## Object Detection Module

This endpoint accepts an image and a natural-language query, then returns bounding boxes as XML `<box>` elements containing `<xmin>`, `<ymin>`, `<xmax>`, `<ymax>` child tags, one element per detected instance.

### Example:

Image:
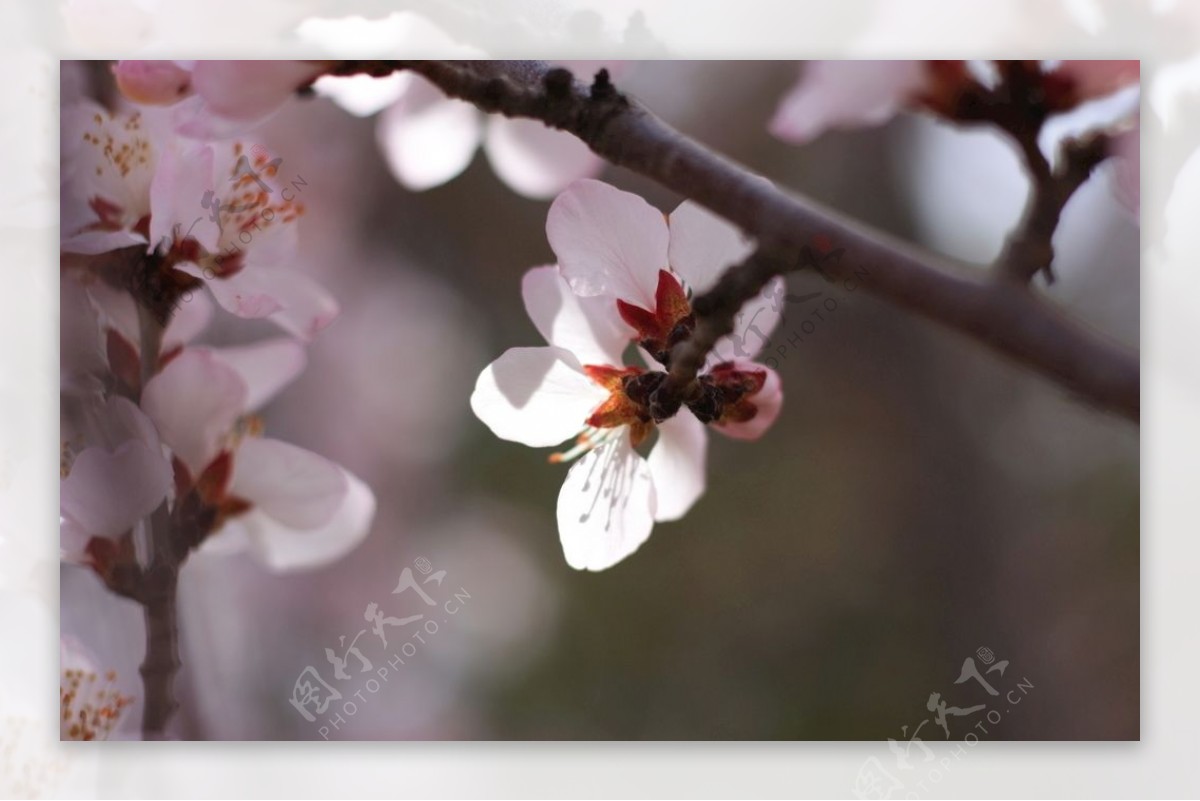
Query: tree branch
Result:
<box><xmin>386</xmin><ymin>60</ymin><xmax>1138</xmax><ymax>422</ymax></box>
<box><xmin>134</xmin><ymin>303</ymin><xmax>182</xmax><ymax>740</ymax></box>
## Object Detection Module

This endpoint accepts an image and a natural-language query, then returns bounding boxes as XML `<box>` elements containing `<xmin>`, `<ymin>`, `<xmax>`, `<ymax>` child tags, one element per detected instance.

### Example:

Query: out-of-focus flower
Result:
<box><xmin>59</xmin><ymin>636</ymin><xmax>134</xmax><ymax>741</ymax></box>
<box><xmin>297</xmin><ymin>14</ymin><xmax>608</xmax><ymax>199</ymax></box>
<box><xmin>115</xmin><ymin>60</ymin><xmax>329</xmax><ymax>139</ymax></box>
<box><xmin>60</xmin><ymin>395</ymin><xmax>171</xmax><ymax>566</ymax></box>
<box><xmin>769</xmin><ymin>60</ymin><xmax>971</xmax><ymax>144</ymax></box>
<box><xmin>1110</xmin><ymin>115</ymin><xmax>1140</xmax><ymax>219</ymax></box>
<box><xmin>61</xmin><ymin>102</ymin><xmax>336</xmax><ymax>339</ymax></box>
<box><xmin>471</xmin><ymin>180</ymin><xmax>782</xmax><ymax>570</ymax></box>
<box><xmin>140</xmin><ymin>347</ymin><xmax>375</xmax><ymax>571</ymax></box>
<box><xmin>770</xmin><ymin>60</ymin><xmax>1140</xmax><ymax>144</ymax></box>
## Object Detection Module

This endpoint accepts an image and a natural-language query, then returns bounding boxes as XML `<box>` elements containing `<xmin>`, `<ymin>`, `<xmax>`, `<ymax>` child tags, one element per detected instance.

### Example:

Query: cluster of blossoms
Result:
<box><xmin>60</xmin><ymin>71</ymin><xmax>375</xmax><ymax>592</ymax></box>
<box><xmin>471</xmin><ymin>180</ymin><xmax>784</xmax><ymax>570</ymax></box>
<box><xmin>769</xmin><ymin>60</ymin><xmax>1141</xmax><ymax>214</ymax></box>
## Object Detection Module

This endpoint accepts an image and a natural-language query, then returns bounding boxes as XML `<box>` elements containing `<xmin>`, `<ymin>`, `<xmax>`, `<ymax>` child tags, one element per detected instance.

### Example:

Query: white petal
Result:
<box><xmin>190</xmin><ymin>60</ymin><xmax>322</xmax><ymax>123</ymax></box>
<box><xmin>163</xmin><ymin>290</ymin><xmax>214</xmax><ymax>350</ymax></box>
<box><xmin>177</xmin><ymin>261</ymin><xmax>283</xmax><ymax>320</ymax></box>
<box><xmin>706</xmin><ymin>276</ymin><xmax>786</xmax><ymax>368</ymax></box>
<box><xmin>260</xmin><ymin>270</ymin><xmax>339</xmax><ymax>341</ymax></box>
<box><xmin>61</xmin><ymin>228</ymin><xmax>148</xmax><ymax>256</ymax></box>
<box><xmin>377</xmin><ymin>77</ymin><xmax>482</xmax><ymax>191</ymax></box>
<box><xmin>483</xmin><ymin>117</ymin><xmax>604</xmax><ymax>199</ymax></box>
<box><xmin>140</xmin><ymin>348</ymin><xmax>247</xmax><ymax>474</ymax></box>
<box><xmin>229</xmin><ymin>438</ymin><xmax>346</xmax><ymax>530</ymax></box>
<box><xmin>311</xmin><ymin>73</ymin><xmax>408</xmax><ymax>117</ymax></box>
<box><xmin>712</xmin><ymin>361</ymin><xmax>784</xmax><ymax>442</ymax></box>
<box><xmin>210</xmin><ymin>339</ymin><xmax>307</xmax><ymax>412</ymax></box>
<box><xmin>667</xmin><ymin>200</ymin><xmax>753</xmax><ymax>294</ymax></box>
<box><xmin>557</xmin><ymin>434</ymin><xmax>656</xmax><ymax>571</ymax></box>
<box><xmin>546</xmin><ymin>179</ymin><xmax>669</xmax><ymax>309</ymax></box>
<box><xmin>149</xmin><ymin>139</ymin><xmax>220</xmax><ymax>255</ymax></box>
<box><xmin>61</xmin><ymin>440</ymin><xmax>170</xmax><ymax>541</ymax></box>
<box><xmin>470</xmin><ymin>347</ymin><xmax>608</xmax><ymax>448</ymax></box>
<box><xmin>60</xmin><ymin>277</ymin><xmax>106</xmax><ymax>394</ymax></box>
<box><xmin>647</xmin><ymin>411</ymin><xmax>708</xmax><ymax>522</ymax></box>
<box><xmin>226</xmin><ymin>466</ymin><xmax>375</xmax><ymax>572</ymax></box>
<box><xmin>521</xmin><ymin>266</ymin><xmax>630</xmax><ymax>365</ymax></box>
<box><xmin>769</xmin><ymin>61</ymin><xmax>929</xmax><ymax>143</ymax></box>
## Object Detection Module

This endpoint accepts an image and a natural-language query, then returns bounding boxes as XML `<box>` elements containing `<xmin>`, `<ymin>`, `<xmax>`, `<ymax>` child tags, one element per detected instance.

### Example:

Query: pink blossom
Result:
<box><xmin>139</xmin><ymin>347</ymin><xmax>375</xmax><ymax>571</ymax></box>
<box><xmin>471</xmin><ymin>181</ymin><xmax>783</xmax><ymax>570</ymax></box>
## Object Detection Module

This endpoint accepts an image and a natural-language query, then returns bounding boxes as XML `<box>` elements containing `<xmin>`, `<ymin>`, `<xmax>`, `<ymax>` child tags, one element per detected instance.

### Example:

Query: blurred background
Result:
<box><xmin>61</xmin><ymin>61</ymin><xmax>1138</xmax><ymax>741</ymax></box>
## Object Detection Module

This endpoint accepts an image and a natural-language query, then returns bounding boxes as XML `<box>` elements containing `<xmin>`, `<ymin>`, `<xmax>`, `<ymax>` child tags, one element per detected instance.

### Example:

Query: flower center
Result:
<box><xmin>549</xmin><ymin>366</ymin><xmax>664</xmax><ymax>464</ymax></box>
<box><xmin>60</xmin><ymin>667</ymin><xmax>133</xmax><ymax>741</ymax></box>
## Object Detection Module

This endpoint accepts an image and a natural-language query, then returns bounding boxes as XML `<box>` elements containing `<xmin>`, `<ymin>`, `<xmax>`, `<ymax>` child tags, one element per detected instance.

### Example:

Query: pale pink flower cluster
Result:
<box><xmin>61</xmin><ymin>78</ymin><xmax>372</xmax><ymax>574</ymax></box>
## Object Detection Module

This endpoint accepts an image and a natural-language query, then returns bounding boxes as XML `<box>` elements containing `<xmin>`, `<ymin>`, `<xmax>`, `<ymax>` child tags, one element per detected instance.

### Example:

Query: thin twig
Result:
<box><xmin>382</xmin><ymin>60</ymin><xmax>1138</xmax><ymax>422</ymax></box>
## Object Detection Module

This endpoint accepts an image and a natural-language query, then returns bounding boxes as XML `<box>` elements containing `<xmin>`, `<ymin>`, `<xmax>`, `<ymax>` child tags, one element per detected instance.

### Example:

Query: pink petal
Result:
<box><xmin>557</xmin><ymin>433</ymin><xmax>656</xmax><ymax>571</ymax></box>
<box><xmin>221</xmin><ymin>464</ymin><xmax>375</xmax><ymax>572</ymax></box>
<box><xmin>546</xmin><ymin>179</ymin><xmax>669</xmax><ymax>309</ymax></box>
<box><xmin>377</xmin><ymin>75</ymin><xmax>482</xmax><ymax>191</ymax></box>
<box><xmin>149</xmin><ymin>139</ymin><xmax>219</xmax><ymax>255</ymax></box>
<box><xmin>61</xmin><ymin>277</ymin><xmax>106</xmax><ymax>394</ymax></box>
<box><xmin>177</xmin><ymin>262</ymin><xmax>284</xmax><ymax>320</ymax></box>
<box><xmin>114</xmin><ymin>60</ymin><xmax>193</xmax><ymax>105</ymax></box>
<box><xmin>667</xmin><ymin>199</ymin><xmax>754</xmax><ymax>294</ymax></box>
<box><xmin>470</xmin><ymin>346</ymin><xmax>608</xmax><ymax>448</ymax></box>
<box><xmin>228</xmin><ymin>438</ymin><xmax>346</xmax><ymax>530</ymax></box>
<box><xmin>712</xmin><ymin>361</ymin><xmax>784</xmax><ymax>441</ymax></box>
<box><xmin>706</xmin><ymin>276</ymin><xmax>786</xmax><ymax>368</ymax></box>
<box><xmin>189</xmin><ymin>60</ymin><xmax>324</xmax><ymax>123</ymax></box>
<box><xmin>1055</xmin><ymin>60</ymin><xmax>1140</xmax><ymax>102</ymax></box>
<box><xmin>483</xmin><ymin>116</ymin><xmax>604</xmax><ymax>199</ymax></box>
<box><xmin>164</xmin><ymin>290</ymin><xmax>214</xmax><ymax>350</ymax></box>
<box><xmin>259</xmin><ymin>270</ymin><xmax>339</xmax><ymax>341</ymax></box>
<box><xmin>647</xmin><ymin>411</ymin><xmax>708</xmax><ymax>522</ymax></box>
<box><xmin>210</xmin><ymin>338</ymin><xmax>307</xmax><ymax>412</ymax></box>
<box><xmin>140</xmin><ymin>348</ymin><xmax>247</xmax><ymax>473</ymax></box>
<box><xmin>769</xmin><ymin>61</ymin><xmax>930</xmax><ymax>144</ymax></box>
<box><xmin>521</xmin><ymin>266</ymin><xmax>631</xmax><ymax>365</ymax></box>
<box><xmin>61</xmin><ymin>440</ymin><xmax>171</xmax><ymax>541</ymax></box>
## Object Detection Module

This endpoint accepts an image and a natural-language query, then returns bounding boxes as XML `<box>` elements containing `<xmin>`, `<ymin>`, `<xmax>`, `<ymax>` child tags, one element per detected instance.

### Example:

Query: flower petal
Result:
<box><xmin>61</xmin><ymin>440</ymin><xmax>170</xmax><ymax>542</ymax></box>
<box><xmin>546</xmin><ymin>179</ymin><xmax>669</xmax><ymax>309</ymax></box>
<box><xmin>557</xmin><ymin>433</ymin><xmax>656</xmax><ymax>571</ymax></box>
<box><xmin>189</xmin><ymin>60</ymin><xmax>323</xmax><ymax>123</ymax></box>
<box><xmin>222</xmin><ymin>464</ymin><xmax>375</xmax><ymax>572</ymax></box>
<box><xmin>667</xmin><ymin>199</ymin><xmax>754</xmax><ymax>294</ymax></box>
<box><xmin>114</xmin><ymin>60</ymin><xmax>192</xmax><ymax>105</ymax></box>
<box><xmin>377</xmin><ymin>76</ymin><xmax>482</xmax><ymax>191</ymax></box>
<box><xmin>258</xmin><ymin>270</ymin><xmax>340</xmax><ymax>341</ymax></box>
<box><xmin>140</xmin><ymin>348</ymin><xmax>247</xmax><ymax>473</ymax></box>
<box><xmin>470</xmin><ymin>346</ymin><xmax>608</xmax><ymax>448</ymax></box>
<box><xmin>1054</xmin><ymin>60</ymin><xmax>1140</xmax><ymax>102</ymax></box>
<box><xmin>769</xmin><ymin>61</ymin><xmax>930</xmax><ymax>143</ymax></box>
<box><xmin>311</xmin><ymin>73</ymin><xmax>408</xmax><ymax>117</ymax></box>
<box><xmin>149</xmin><ymin>138</ymin><xmax>219</xmax><ymax>255</ymax></box>
<box><xmin>521</xmin><ymin>266</ymin><xmax>631</xmax><ymax>365</ymax></box>
<box><xmin>483</xmin><ymin>116</ymin><xmax>605</xmax><ymax>199</ymax></box>
<box><xmin>647</xmin><ymin>411</ymin><xmax>708</xmax><ymax>522</ymax></box>
<box><xmin>210</xmin><ymin>338</ymin><xmax>307</xmax><ymax>412</ymax></box>
<box><xmin>712</xmin><ymin>361</ymin><xmax>784</xmax><ymax>441</ymax></box>
<box><xmin>706</xmin><ymin>276</ymin><xmax>786</xmax><ymax>368</ymax></box>
<box><xmin>228</xmin><ymin>438</ymin><xmax>346</xmax><ymax>530</ymax></box>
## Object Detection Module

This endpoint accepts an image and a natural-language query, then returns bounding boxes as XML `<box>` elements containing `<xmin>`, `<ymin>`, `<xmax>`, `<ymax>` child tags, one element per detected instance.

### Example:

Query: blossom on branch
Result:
<box><xmin>472</xmin><ymin>180</ymin><xmax>782</xmax><ymax>571</ymax></box>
